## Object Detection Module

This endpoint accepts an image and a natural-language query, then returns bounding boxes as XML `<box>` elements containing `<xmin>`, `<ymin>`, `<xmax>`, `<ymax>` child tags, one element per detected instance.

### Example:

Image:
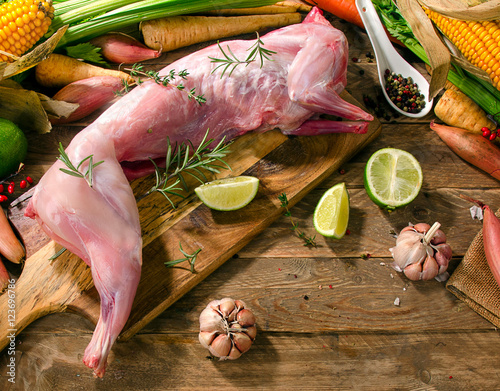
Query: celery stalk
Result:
<box><xmin>52</xmin><ymin>0</ymin><xmax>277</xmax><ymax>48</ymax></box>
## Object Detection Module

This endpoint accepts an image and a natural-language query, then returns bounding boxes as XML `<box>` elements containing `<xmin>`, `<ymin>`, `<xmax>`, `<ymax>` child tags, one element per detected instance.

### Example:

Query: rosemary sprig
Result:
<box><xmin>57</xmin><ymin>142</ymin><xmax>104</xmax><ymax>188</ymax></box>
<box><xmin>140</xmin><ymin>129</ymin><xmax>232</xmax><ymax>207</ymax></box>
<box><xmin>120</xmin><ymin>64</ymin><xmax>206</xmax><ymax>105</ymax></box>
<box><xmin>164</xmin><ymin>241</ymin><xmax>201</xmax><ymax>273</ymax></box>
<box><xmin>278</xmin><ymin>193</ymin><xmax>317</xmax><ymax>247</ymax></box>
<box><xmin>209</xmin><ymin>32</ymin><xmax>276</xmax><ymax>78</ymax></box>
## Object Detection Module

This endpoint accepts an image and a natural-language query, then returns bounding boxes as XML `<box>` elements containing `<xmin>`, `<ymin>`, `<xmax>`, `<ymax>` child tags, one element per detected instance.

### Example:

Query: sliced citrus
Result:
<box><xmin>194</xmin><ymin>176</ymin><xmax>259</xmax><ymax>211</ymax></box>
<box><xmin>364</xmin><ymin>147</ymin><xmax>422</xmax><ymax>210</ymax></box>
<box><xmin>313</xmin><ymin>182</ymin><xmax>350</xmax><ymax>238</ymax></box>
<box><xmin>0</xmin><ymin>118</ymin><xmax>28</xmax><ymax>179</ymax></box>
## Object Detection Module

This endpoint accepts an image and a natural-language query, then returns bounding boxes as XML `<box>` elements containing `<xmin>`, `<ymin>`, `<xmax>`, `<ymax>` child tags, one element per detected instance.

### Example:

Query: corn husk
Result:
<box><xmin>418</xmin><ymin>0</ymin><xmax>500</xmax><ymax>21</ymax></box>
<box><xmin>396</xmin><ymin>0</ymin><xmax>450</xmax><ymax>99</ymax></box>
<box><xmin>0</xmin><ymin>79</ymin><xmax>78</xmax><ymax>133</ymax></box>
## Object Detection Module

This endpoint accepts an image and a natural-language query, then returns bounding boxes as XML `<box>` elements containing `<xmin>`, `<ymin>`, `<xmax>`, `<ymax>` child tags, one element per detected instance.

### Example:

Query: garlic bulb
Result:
<box><xmin>390</xmin><ymin>222</ymin><xmax>452</xmax><ymax>282</ymax></box>
<box><xmin>199</xmin><ymin>298</ymin><xmax>257</xmax><ymax>360</ymax></box>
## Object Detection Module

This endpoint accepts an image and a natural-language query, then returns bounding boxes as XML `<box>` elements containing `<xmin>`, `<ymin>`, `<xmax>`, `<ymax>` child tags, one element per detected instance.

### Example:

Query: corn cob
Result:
<box><xmin>424</xmin><ymin>7</ymin><xmax>500</xmax><ymax>91</ymax></box>
<box><xmin>0</xmin><ymin>0</ymin><xmax>54</xmax><ymax>62</ymax></box>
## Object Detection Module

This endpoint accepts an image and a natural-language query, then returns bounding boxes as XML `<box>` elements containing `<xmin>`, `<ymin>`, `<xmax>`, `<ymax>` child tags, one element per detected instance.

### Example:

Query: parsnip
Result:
<box><xmin>35</xmin><ymin>54</ymin><xmax>135</xmax><ymax>88</ymax></box>
<box><xmin>434</xmin><ymin>88</ymin><xmax>497</xmax><ymax>137</ymax></box>
<box><xmin>141</xmin><ymin>13</ymin><xmax>303</xmax><ymax>52</ymax></box>
<box><xmin>202</xmin><ymin>1</ymin><xmax>312</xmax><ymax>15</ymax></box>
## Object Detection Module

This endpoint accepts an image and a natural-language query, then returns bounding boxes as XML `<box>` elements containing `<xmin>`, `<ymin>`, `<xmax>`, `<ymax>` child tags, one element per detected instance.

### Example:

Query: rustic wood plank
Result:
<box><xmin>2</xmin><ymin>329</ymin><xmax>500</xmax><ymax>390</ymax></box>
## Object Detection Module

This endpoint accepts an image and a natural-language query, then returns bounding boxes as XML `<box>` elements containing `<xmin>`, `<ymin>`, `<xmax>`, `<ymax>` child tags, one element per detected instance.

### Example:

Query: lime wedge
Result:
<box><xmin>364</xmin><ymin>148</ymin><xmax>422</xmax><ymax>210</ymax></box>
<box><xmin>194</xmin><ymin>176</ymin><xmax>259</xmax><ymax>211</ymax></box>
<box><xmin>313</xmin><ymin>182</ymin><xmax>350</xmax><ymax>238</ymax></box>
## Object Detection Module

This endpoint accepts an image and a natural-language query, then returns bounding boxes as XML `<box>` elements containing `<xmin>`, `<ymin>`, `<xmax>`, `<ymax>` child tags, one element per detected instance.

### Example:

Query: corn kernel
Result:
<box><xmin>0</xmin><ymin>0</ymin><xmax>53</xmax><ymax>62</ymax></box>
<box><xmin>424</xmin><ymin>7</ymin><xmax>500</xmax><ymax>92</ymax></box>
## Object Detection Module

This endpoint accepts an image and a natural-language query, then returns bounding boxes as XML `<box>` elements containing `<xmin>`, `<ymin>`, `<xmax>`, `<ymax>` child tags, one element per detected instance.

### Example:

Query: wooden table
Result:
<box><xmin>2</xmin><ymin>15</ymin><xmax>500</xmax><ymax>391</ymax></box>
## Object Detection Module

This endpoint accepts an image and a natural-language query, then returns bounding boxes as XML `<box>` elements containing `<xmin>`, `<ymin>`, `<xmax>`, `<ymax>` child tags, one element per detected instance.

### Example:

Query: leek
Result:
<box><xmin>51</xmin><ymin>0</ymin><xmax>277</xmax><ymax>48</ymax></box>
<box><xmin>372</xmin><ymin>0</ymin><xmax>500</xmax><ymax>122</ymax></box>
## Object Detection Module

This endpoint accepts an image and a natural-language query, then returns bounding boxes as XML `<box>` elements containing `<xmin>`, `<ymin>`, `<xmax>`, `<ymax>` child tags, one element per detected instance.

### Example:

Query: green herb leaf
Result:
<box><xmin>65</xmin><ymin>42</ymin><xmax>108</xmax><ymax>65</ymax></box>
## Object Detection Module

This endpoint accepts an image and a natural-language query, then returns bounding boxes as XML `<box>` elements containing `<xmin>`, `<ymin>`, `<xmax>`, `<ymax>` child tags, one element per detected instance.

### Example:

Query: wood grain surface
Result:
<box><xmin>2</xmin><ymin>10</ymin><xmax>500</xmax><ymax>391</ymax></box>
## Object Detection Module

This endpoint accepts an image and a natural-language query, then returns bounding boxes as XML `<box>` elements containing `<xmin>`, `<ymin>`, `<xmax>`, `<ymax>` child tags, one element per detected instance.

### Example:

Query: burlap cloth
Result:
<box><xmin>446</xmin><ymin>211</ymin><xmax>500</xmax><ymax>327</ymax></box>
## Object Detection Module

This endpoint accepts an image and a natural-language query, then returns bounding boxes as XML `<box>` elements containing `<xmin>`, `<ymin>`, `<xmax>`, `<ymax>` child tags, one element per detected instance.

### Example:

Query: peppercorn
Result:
<box><xmin>384</xmin><ymin>70</ymin><xmax>426</xmax><ymax>114</ymax></box>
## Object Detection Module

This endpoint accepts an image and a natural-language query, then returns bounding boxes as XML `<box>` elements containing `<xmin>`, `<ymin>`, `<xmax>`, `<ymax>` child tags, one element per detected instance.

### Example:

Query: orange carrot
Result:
<box><xmin>430</xmin><ymin>121</ymin><xmax>500</xmax><ymax>181</ymax></box>
<box><xmin>306</xmin><ymin>0</ymin><xmax>364</xmax><ymax>28</ymax></box>
<box><xmin>306</xmin><ymin>0</ymin><xmax>404</xmax><ymax>46</ymax></box>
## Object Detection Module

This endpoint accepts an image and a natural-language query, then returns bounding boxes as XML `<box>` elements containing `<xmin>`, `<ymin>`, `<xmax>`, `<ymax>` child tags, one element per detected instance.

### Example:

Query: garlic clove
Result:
<box><xmin>232</xmin><ymin>332</ymin><xmax>253</xmax><ymax>354</ymax></box>
<box><xmin>219</xmin><ymin>298</ymin><xmax>236</xmax><ymax>317</ymax></box>
<box><xmin>207</xmin><ymin>299</ymin><xmax>221</xmax><ymax>310</ymax></box>
<box><xmin>234</xmin><ymin>300</ymin><xmax>246</xmax><ymax>311</ymax></box>
<box><xmin>198</xmin><ymin>331</ymin><xmax>217</xmax><ymax>349</ymax></box>
<box><xmin>209</xmin><ymin>334</ymin><xmax>232</xmax><ymax>359</ymax></box>
<box><xmin>199</xmin><ymin>307</ymin><xmax>224</xmax><ymax>333</ymax></box>
<box><xmin>391</xmin><ymin>237</ymin><xmax>426</xmax><ymax>270</ymax></box>
<box><xmin>228</xmin><ymin>345</ymin><xmax>242</xmax><ymax>360</ymax></box>
<box><xmin>403</xmin><ymin>261</ymin><xmax>423</xmax><ymax>281</ymax></box>
<box><xmin>237</xmin><ymin>309</ymin><xmax>256</xmax><ymax>327</ymax></box>
<box><xmin>245</xmin><ymin>325</ymin><xmax>258</xmax><ymax>340</ymax></box>
<box><xmin>421</xmin><ymin>255</ymin><xmax>439</xmax><ymax>280</ymax></box>
<box><xmin>431</xmin><ymin>229</ymin><xmax>447</xmax><ymax>245</ymax></box>
<box><xmin>413</xmin><ymin>223</ymin><xmax>431</xmax><ymax>233</ymax></box>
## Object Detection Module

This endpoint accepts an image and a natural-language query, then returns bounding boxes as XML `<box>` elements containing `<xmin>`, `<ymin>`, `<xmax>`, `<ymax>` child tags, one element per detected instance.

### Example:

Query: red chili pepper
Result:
<box><xmin>7</xmin><ymin>184</ymin><xmax>14</xmax><ymax>194</ymax></box>
<box><xmin>0</xmin><ymin>184</ymin><xmax>3</xmax><ymax>193</ymax></box>
<box><xmin>0</xmin><ymin>195</ymin><xmax>8</xmax><ymax>202</ymax></box>
<box><xmin>20</xmin><ymin>180</ymin><xmax>27</xmax><ymax>189</ymax></box>
<box><xmin>26</xmin><ymin>176</ymin><xmax>33</xmax><ymax>184</ymax></box>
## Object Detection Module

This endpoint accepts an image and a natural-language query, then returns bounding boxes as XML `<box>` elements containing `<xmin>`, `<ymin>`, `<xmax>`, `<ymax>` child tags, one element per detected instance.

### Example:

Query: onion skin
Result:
<box><xmin>50</xmin><ymin>76</ymin><xmax>123</xmax><ymax>124</ymax></box>
<box><xmin>90</xmin><ymin>33</ymin><xmax>161</xmax><ymax>64</ymax></box>
<box><xmin>430</xmin><ymin>121</ymin><xmax>500</xmax><ymax>181</ymax></box>
<box><xmin>483</xmin><ymin>205</ymin><xmax>500</xmax><ymax>287</ymax></box>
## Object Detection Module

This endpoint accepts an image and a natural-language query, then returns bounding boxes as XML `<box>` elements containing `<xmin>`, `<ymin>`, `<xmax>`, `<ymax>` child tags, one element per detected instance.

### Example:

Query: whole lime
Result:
<box><xmin>0</xmin><ymin>118</ymin><xmax>28</xmax><ymax>179</ymax></box>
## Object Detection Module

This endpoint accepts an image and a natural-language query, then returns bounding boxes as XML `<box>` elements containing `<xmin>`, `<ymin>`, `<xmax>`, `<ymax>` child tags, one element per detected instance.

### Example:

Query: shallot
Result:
<box><xmin>50</xmin><ymin>76</ymin><xmax>124</xmax><ymax>124</ymax></box>
<box><xmin>0</xmin><ymin>208</ymin><xmax>24</xmax><ymax>264</ymax></box>
<box><xmin>461</xmin><ymin>195</ymin><xmax>500</xmax><ymax>287</ymax></box>
<box><xmin>90</xmin><ymin>33</ymin><xmax>161</xmax><ymax>64</ymax></box>
<box><xmin>199</xmin><ymin>298</ymin><xmax>257</xmax><ymax>360</ymax></box>
<box><xmin>390</xmin><ymin>222</ymin><xmax>451</xmax><ymax>281</ymax></box>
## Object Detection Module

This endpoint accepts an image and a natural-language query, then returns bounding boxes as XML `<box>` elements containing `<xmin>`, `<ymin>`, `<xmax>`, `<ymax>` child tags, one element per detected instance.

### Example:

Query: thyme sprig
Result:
<box><xmin>121</xmin><ymin>64</ymin><xmax>206</xmax><ymax>105</ymax></box>
<box><xmin>57</xmin><ymin>142</ymin><xmax>104</xmax><ymax>188</ymax></box>
<box><xmin>210</xmin><ymin>32</ymin><xmax>276</xmax><ymax>78</ymax></box>
<box><xmin>278</xmin><ymin>193</ymin><xmax>317</xmax><ymax>247</ymax></box>
<box><xmin>141</xmin><ymin>129</ymin><xmax>232</xmax><ymax>207</ymax></box>
<box><xmin>164</xmin><ymin>241</ymin><xmax>201</xmax><ymax>273</ymax></box>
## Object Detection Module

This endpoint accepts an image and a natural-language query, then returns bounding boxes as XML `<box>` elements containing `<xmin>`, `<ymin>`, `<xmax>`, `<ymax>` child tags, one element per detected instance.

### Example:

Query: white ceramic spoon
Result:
<box><xmin>355</xmin><ymin>0</ymin><xmax>433</xmax><ymax>118</ymax></box>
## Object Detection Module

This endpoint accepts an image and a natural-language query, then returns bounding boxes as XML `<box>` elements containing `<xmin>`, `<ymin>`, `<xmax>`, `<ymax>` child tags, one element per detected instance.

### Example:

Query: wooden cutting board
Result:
<box><xmin>0</xmin><ymin>91</ymin><xmax>381</xmax><ymax>348</ymax></box>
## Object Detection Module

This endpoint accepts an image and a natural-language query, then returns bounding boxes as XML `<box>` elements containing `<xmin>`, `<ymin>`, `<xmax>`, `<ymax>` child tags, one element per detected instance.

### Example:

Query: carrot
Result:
<box><xmin>306</xmin><ymin>0</ymin><xmax>363</xmax><ymax>28</ymax></box>
<box><xmin>460</xmin><ymin>195</ymin><xmax>500</xmax><ymax>289</ymax></box>
<box><xmin>434</xmin><ymin>88</ymin><xmax>498</xmax><ymax>142</ymax></box>
<box><xmin>430</xmin><ymin>120</ymin><xmax>500</xmax><ymax>181</ymax></box>
<box><xmin>50</xmin><ymin>76</ymin><xmax>124</xmax><ymax>124</ymax></box>
<box><xmin>140</xmin><ymin>13</ymin><xmax>303</xmax><ymax>53</ymax></box>
<box><xmin>0</xmin><ymin>208</ymin><xmax>24</xmax><ymax>264</ymax></box>
<box><xmin>35</xmin><ymin>54</ymin><xmax>135</xmax><ymax>89</ymax></box>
